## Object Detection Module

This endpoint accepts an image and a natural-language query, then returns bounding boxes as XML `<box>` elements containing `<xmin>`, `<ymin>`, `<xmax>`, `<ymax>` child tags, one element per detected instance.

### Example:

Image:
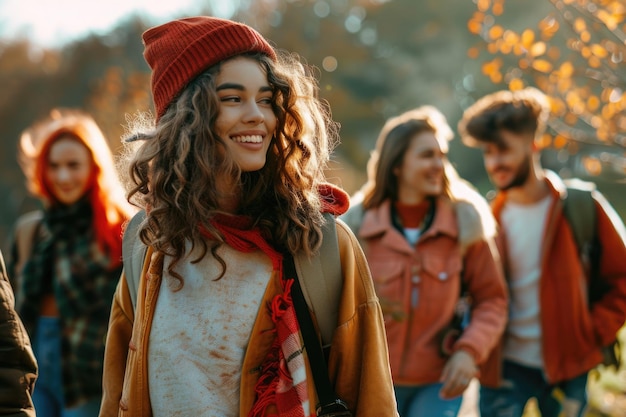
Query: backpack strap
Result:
<box><xmin>14</xmin><ymin>211</ymin><xmax>44</xmax><ymax>265</ymax></box>
<box><xmin>561</xmin><ymin>179</ymin><xmax>603</xmax><ymax>300</ymax></box>
<box><xmin>294</xmin><ymin>212</ymin><xmax>341</xmax><ymax>348</ymax></box>
<box><xmin>562</xmin><ymin>179</ymin><xmax>621</xmax><ymax>367</ymax></box>
<box><xmin>562</xmin><ymin>179</ymin><xmax>597</xmax><ymax>256</ymax></box>
<box><xmin>122</xmin><ymin>210</ymin><xmax>147</xmax><ymax>309</ymax></box>
<box><xmin>122</xmin><ymin>209</ymin><xmax>342</xmax><ymax>347</ymax></box>
<box><xmin>11</xmin><ymin>211</ymin><xmax>44</xmax><ymax>290</ymax></box>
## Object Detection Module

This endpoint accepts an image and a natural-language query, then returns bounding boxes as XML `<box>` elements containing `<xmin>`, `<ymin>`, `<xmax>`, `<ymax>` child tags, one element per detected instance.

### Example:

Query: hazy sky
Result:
<box><xmin>0</xmin><ymin>0</ymin><xmax>237</xmax><ymax>48</ymax></box>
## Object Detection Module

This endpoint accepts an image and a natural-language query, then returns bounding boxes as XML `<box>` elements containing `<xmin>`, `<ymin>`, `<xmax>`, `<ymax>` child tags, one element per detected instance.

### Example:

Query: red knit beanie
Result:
<box><xmin>142</xmin><ymin>16</ymin><xmax>277</xmax><ymax>122</ymax></box>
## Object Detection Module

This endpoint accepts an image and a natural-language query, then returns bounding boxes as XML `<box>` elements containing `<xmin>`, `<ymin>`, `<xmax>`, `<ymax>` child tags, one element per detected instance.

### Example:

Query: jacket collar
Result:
<box><xmin>491</xmin><ymin>169</ymin><xmax>564</xmax><ymax>220</ymax></box>
<box><xmin>359</xmin><ymin>197</ymin><xmax>459</xmax><ymax>247</ymax></box>
<box><xmin>318</xmin><ymin>182</ymin><xmax>350</xmax><ymax>216</ymax></box>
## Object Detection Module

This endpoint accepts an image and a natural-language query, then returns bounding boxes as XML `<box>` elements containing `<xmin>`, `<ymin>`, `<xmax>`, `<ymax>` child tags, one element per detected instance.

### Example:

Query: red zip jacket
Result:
<box><xmin>481</xmin><ymin>171</ymin><xmax>626</xmax><ymax>386</ymax></box>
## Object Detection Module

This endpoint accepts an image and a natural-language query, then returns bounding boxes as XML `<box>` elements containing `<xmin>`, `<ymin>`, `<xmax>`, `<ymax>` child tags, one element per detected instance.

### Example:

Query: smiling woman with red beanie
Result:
<box><xmin>98</xmin><ymin>16</ymin><xmax>398</xmax><ymax>417</ymax></box>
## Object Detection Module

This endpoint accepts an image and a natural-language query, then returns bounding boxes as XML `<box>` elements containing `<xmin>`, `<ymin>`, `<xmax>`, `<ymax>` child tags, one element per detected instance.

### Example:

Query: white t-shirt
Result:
<box><xmin>148</xmin><ymin>243</ymin><xmax>272</xmax><ymax>417</ymax></box>
<box><xmin>404</xmin><ymin>227</ymin><xmax>421</xmax><ymax>246</ymax></box>
<box><xmin>501</xmin><ymin>194</ymin><xmax>552</xmax><ymax>368</ymax></box>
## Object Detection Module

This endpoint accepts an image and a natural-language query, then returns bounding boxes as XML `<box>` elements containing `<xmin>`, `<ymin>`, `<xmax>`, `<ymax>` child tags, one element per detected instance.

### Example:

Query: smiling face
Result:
<box><xmin>214</xmin><ymin>56</ymin><xmax>277</xmax><ymax>173</ymax></box>
<box><xmin>45</xmin><ymin>136</ymin><xmax>93</xmax><ymax>205</ymax></box>
<box><xmin>394</xmin><ymin>131</ymin><xmax>445</xmax><ymax>204</ymax></box>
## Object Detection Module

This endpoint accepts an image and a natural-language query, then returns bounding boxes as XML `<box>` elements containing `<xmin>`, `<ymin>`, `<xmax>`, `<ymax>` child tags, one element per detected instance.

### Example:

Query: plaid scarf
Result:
<box><xmin>17</xmin><ymin>198</ymin><xmax>121</xmax><ymax>407</ymax></box>
<box><xmin>200</xmin><ymin>215</ymin><xmax>310</xmax><ymax>417</ymax></box>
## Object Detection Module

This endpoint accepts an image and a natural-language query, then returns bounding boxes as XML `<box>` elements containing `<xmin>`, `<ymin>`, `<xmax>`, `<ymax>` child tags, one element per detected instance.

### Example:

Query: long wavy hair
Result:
<box><xmin>122</xmin><ymin>51</ymin><xmax>339</xmax><ymax>281</ymax></box>
<box><xmin>19</xmin><ymin>108</ymin><xmax>135</xmax><ymax>267</ymax></box>
<box><xmin>360</xmin><ymin>105</ymin><xmax>496</xmax><ymax>237</ymax></box>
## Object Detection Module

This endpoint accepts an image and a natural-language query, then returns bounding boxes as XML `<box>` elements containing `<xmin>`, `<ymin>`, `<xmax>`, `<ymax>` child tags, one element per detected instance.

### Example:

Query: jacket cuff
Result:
<box><xmin>454</xmin><ymin>344</ymin><xmax>481</xmax><ymax>365</ymax></box>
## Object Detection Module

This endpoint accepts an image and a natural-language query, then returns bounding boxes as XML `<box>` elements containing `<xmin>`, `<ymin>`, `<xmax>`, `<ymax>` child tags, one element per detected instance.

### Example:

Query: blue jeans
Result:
<box><xmin>395</xmin><ymin>383</ymin><xmax>463</xmax><ymax>417</ymax></box>
<box><xmin>32</xmin><ymin>317</ymin><xmax>101</xmax><ymax>417</ymax></box>
<box><xmin>480</xmin><ymin>360</ymin><xmax>588</xmax><ymax>417</ymax></box>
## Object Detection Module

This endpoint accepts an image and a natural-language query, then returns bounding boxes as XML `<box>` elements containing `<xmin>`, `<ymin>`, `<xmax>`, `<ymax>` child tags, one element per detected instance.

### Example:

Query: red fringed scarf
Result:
<box><xmin>200</xmin><ymin>215</ymin><xmax>310</xmax><ymax>417</ymax></box>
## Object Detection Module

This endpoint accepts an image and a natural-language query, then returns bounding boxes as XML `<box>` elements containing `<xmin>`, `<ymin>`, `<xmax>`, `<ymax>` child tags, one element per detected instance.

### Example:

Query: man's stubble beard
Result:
<box><xmin>494</xmin><ymin>153</ymin><xmax>532</xmax><ymax>192</ymax></box>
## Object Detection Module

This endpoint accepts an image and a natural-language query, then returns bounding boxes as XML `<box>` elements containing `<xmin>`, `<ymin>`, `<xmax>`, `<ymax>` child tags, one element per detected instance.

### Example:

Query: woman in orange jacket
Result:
<box><xmin>99</xmin><ymin>16</ymin><xmax>398</xmax><ymax>417</ymax></box>
<box><xmin>341</xmin><ymin>105</ymin><xmax>508</xmax><ymax>416</ymax></box>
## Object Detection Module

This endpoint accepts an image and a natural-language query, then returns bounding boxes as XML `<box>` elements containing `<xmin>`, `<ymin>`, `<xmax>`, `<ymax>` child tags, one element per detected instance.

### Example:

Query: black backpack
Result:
<box><xmin>562</xmin><ymin>179</ymin><xmax>620</xmax><ymax>368</ymax></box>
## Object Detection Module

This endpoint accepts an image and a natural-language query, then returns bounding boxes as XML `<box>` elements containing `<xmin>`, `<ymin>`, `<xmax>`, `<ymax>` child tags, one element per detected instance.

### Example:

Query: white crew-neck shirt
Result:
<box><xmin>148</xmin><ymin>242</ymin><xmax>272</xmax><ymax>417</ymax></box>
<box><xmin>501</xmin><ymin>194</ymin><xmax>552</xmax><ymax>368</ymax></box>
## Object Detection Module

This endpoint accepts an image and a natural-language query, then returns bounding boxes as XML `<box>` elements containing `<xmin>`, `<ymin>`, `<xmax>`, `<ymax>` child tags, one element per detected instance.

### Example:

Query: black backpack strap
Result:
<box><xmin>562</xmin><ymin>181</ymin><xmax>618</xmax><ymax>367</ymax></box>
<box><xmin>562</xmin><ymin>180</ymin><xmax>596</xmax><ymax>258</ymax></box>
<box><xmin>284</xmin><ymin>253</ymin><xmax>351</xmax><ymax>416</ymax></box>
<box><xmin>561</xmin><ymin>180</ymin><xmax>604</xmax><ymax>303</ymax></box>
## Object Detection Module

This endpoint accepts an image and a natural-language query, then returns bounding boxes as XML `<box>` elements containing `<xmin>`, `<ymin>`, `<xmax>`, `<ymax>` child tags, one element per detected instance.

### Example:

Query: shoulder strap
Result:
<box><xmin>562</xmin><ymin>179</ymin><xmax>606</xmax><ymax>303</ymax></box>
<box><xmin>563</xmin><ymin>180</ymin><xmax>621</xmax><ymax>367</ymax></box>
<box><xmin>338</xmin><ymin>201</ymin><xmax>365</xmax><ymax>244</ymax></box>
<box><xmin>286</xmin><ymin>253</ymin><xmax>350</xmax><ymax>415</ymax></box>
<box><xmin>12</xmin><ymin>211</ymin><xmax>44</xmax><ymax>289</ymax></box>
<box><xmin>294</xmin><ymin>212</ymin><xmax>341</xmax><ymax>347</ymax></box>
<box><xmin>562</xmin><ymin>179</ymin><xmax>596</xmax><ymax>254</ymax></box>
<box><xmin>14</xmin><ymin>211</ymin><xmax>44</xmax><ymax>266</ymax></box>
<box><xmin>122</xmin><ymin>210</ymin><xmax>147</xmax><ymax>309</ymax></box>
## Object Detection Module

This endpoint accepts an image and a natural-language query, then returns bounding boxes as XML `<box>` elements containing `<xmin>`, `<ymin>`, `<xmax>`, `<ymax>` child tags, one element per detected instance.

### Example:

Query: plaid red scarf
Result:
<box><xmin>201</xmin><ymin>215</ymin><xmax>310</xmax><ymax>417</ymax></box>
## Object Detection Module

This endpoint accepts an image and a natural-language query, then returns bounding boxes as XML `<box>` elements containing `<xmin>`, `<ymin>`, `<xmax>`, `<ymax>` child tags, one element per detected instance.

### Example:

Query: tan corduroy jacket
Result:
<box><xmin>98</xmin><ymin>219</ymin><xmax>399</xmax><ymax>417</ymax></box>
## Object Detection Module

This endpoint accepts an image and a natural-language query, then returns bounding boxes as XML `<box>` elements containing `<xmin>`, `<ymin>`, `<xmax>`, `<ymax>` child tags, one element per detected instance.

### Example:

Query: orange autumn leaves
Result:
<box><xmin>467</xmin><ymin>0</ymin><xmax>626</xmax><ymax>176</ymax></box>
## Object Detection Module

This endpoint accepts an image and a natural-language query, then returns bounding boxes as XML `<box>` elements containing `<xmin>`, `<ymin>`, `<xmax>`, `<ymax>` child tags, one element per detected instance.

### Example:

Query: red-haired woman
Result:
<box><xmin>9</xmin><ymin>108</ymin><xmax>135</xmax><ymax>417</ymax></box>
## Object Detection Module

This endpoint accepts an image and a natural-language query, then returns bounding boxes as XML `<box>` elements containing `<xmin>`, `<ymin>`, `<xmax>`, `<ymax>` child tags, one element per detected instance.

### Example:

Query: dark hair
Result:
<box><xmin>458</xmin><ymin>87</ymin><xmax>550</xmax><ymax>147</ymax></box>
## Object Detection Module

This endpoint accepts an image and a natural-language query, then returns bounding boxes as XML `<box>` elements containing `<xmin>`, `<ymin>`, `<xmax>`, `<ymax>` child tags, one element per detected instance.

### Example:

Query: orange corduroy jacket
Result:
<box><xmin>98</xmin><ymin>219</ymin><xmax>399</xmax><ymax>417</ymax></box>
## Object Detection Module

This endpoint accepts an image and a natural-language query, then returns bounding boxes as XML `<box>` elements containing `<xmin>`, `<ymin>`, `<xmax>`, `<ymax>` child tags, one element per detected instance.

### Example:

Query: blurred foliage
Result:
<box><xmin>0</xmin><ymin>2</ymin><xmax>625</xmax><ymax>414</ymax></box>
<box><xmin>0</xmin><ymin>0</ymin><xmax>624</xmax><ymax>254</ymax></box>
<box><xmin>0</xmin><ymin>17</ymin><xmax>158</xmax><ymax>250</ymax></box>
<box><xmin>466</xmin><ymin>0</ymin><xmax>626</xmax><ymax>181</ymax></box>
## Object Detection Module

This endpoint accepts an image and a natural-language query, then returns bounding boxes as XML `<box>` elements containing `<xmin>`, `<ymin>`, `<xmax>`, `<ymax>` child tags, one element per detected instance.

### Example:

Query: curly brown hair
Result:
<box><xmin>121</xmin><ymin>51</ymin><xmax>339</xmax><ymax>282</ymax></box>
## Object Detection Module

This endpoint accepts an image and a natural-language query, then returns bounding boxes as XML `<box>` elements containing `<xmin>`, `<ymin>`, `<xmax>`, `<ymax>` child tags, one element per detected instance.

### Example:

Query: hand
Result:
<box><xmin>439</xmin><ymin>350</ymin><xmax>478</xmax><ymax>399</ymax></box>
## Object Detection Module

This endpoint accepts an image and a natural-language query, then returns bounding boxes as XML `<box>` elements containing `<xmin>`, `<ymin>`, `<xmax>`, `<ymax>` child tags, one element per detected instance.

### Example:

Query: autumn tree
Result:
<box><xmin>466</xmin><ymin>0</ymin><xmax>626</xmax><ymax>180</ymax></box>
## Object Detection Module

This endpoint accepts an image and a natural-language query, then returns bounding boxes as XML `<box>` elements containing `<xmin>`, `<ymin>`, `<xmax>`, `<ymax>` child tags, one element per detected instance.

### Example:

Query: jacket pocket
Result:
<box><xmin>422</xmin><ymin>255</ymin><xmax>462</xmax><ymax>283</ymax></box>
<box><xmin>421</xmin><ymin>255</ymin><xmax>463</xmax><ymax>313</ymax></box>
